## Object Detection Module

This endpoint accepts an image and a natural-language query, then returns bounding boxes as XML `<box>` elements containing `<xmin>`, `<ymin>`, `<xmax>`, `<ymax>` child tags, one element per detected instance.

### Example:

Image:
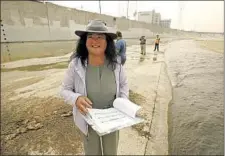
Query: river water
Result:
<box><xmin>165</xmin><ymin>40</ymin><xmax>224</xmax><ymax>155</ymax></box>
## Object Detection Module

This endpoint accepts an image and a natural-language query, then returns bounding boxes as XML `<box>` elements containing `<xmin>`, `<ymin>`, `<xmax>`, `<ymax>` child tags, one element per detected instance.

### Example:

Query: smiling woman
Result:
<box><xmin>60</xmin><ymin>19</ymin><xmax>129</xmax><ymax>155</ymax></box>
<box><xmin>86</xmin><ymin>33</ymin><xmax>107</xmax><ymax>57</ymax></box>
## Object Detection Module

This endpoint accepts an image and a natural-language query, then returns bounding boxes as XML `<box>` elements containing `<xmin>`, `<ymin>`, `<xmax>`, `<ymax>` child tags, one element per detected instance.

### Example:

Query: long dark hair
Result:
<box><xmin>70</xmin><ymin>33</ymin><xmax>118</xmax><ymax>70</ymax></box>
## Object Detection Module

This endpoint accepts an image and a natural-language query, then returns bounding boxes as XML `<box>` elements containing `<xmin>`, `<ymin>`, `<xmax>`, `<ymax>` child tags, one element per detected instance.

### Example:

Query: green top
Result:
<box><xmin>86</xmin><ymin>60</ymin><xmax>116</xmax><ymax>109</ymax></box>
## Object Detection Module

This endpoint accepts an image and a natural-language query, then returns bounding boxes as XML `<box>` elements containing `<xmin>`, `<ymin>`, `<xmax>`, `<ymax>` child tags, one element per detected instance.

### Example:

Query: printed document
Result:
<box><xmin>83</xmin><ymin>98</ymin><xmax>144</xmax><ymax>136</ymax></box>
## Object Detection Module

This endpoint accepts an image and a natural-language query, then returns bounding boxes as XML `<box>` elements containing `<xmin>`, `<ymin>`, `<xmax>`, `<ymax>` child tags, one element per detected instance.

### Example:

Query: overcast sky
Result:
<box><xmin>49</xmin><ymin>1</ymin><xmax>224</xmax><ymax>33</ymax></box>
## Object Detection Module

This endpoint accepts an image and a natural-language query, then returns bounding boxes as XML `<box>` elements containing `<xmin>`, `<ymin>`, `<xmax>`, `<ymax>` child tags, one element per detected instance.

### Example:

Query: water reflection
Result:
<box><xmin>139</xmin><ymin>55</ymin><xmax>146</xmax><ymax>62</ymax></box>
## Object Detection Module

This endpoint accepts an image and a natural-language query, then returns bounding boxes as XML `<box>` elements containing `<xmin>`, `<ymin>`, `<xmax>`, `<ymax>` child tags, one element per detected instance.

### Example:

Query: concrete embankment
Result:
<box><xmin>118</xmin><ymin>44</ymin><xmax>173</xmax><ymax>155</ymax></box>
<box><xmin>1</xmin><ymin>0</ymin><xmax>210</xmax><ymax>63</ymax></box>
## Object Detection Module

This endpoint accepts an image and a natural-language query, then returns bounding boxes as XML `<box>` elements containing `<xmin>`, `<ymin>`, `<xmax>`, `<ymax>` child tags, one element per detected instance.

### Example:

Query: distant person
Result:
<box><xmin>154</xmin><ymin>35</ymin><xmax>160</xmax><ymax>52</ymax></box>
<box><xmin>115</xmin><ymin>31</ymin><xmax>127</xmax><ymax>65</ymax></box>
<box><xmin>140</xmin><ymin>36</ymin><xmax>146</xmax><ymax>55</ymax></box>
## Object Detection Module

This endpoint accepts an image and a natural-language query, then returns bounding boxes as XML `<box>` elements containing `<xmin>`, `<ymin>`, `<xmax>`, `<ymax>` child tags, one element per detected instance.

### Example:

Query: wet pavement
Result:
<box><xmin>165</xmin><ymin>40</ymin><xmax>224</xmax><ymax>155</ymax></box>
<box><xmin>120</xmin><ymin>44</ymin><xmax>171</xmax><ymax>155</ymax></box>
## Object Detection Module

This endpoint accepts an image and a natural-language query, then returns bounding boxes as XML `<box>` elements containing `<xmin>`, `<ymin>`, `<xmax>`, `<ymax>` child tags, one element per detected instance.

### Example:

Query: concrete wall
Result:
<box><xmin>1</xmin><ymin>0</ymin><xmax>187</xmax><ymax>43</ymax></box>
<box><xmin>1</xmin><ymin>1</ymin><xmax>222</xmax><ymax>63</ymax></box>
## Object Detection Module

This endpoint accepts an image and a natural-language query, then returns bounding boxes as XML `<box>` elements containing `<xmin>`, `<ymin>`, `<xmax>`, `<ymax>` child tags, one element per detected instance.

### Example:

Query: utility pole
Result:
<box><xmin>99</xmin><ymin>0</ymin><xmax>101</xmax><ymax>14</ymax></box>
<box><xmin>178</xmin><ymin>2</ymin><xmax>185</xmax><ymax>31</ymax></box>
<box><xmin>126</xmin><ymin>0</ymin><xmax>129</xmax><ymax>19</ymax></box>
<box><xmin>135</xmin><ymin>0</ymin><xmax>138</xmax><ymax>20</ymax></box>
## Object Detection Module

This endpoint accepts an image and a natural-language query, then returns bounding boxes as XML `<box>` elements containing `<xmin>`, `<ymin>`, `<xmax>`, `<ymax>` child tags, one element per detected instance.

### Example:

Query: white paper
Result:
<box><xmin>113</xmin><ymin>98</ymin><xmax>141</xmax><ymax>118</ymax></box>
<box><xmin>87</xmin><ymin>108</ymin><xmax>132</xmax><ymax>130</ymax></box>
<box><xmin>83</xmin><ymin>98</ymin><xmax>144</xmax><ymax>136</ymax></box>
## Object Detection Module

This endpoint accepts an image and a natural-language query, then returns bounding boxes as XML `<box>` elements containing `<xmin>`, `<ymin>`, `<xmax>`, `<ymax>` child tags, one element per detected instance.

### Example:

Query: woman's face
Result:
<box><xmin>86</xmin><ymin>33</ymin><xmax>107</xmax><ymax>56</ymax></box>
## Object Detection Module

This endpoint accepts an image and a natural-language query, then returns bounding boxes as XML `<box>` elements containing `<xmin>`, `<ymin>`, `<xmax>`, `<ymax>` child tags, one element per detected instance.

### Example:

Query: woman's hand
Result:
<box><xmin>75</xmin><ymin>96</ymin><xmax>92</xmax><ymax>115</ymax></box>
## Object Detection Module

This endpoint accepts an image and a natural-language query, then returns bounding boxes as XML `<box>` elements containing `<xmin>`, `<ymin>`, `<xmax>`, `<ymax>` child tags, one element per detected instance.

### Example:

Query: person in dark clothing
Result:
<box><xmin>154</xmin><ymin>35</ymin><xmax>160</xmax><ymax>52</ymax></box>
<box><xmin>115</xmin><ymin>31</ymin><xmax>127</xmax><ymax>65</ymax></box>
<box><xmin>140</xmin><ymin>36</ymin><xmax>146</xmax><ymax>55</ymax></box>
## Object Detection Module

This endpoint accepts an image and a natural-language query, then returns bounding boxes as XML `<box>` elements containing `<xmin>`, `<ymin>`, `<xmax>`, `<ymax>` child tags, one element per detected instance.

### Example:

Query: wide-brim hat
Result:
<box><xmin>75</xmin><ymin>19</ymin><xmax>117</xmax><ymax>40</ymax></box>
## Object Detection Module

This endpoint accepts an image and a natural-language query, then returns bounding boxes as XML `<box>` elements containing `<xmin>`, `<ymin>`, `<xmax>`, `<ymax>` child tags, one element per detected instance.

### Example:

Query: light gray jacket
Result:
<box><xmin>60</xmin><ymin>57</ymin><xmax>129</xmax><ymax>135</ymax></box>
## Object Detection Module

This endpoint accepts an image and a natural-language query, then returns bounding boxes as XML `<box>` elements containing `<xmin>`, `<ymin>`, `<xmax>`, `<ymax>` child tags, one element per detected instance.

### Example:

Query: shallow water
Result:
<box><xmin>165</xmin><ymin>40</ymin><xmax>224</xmax><ymax>155</ymax></box>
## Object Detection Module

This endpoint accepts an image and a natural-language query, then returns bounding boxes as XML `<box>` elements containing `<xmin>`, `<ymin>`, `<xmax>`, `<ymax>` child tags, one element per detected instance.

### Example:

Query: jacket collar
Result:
<box><xmin>73</xmin><ymin>58</ymin><xmax>86</xmax><ymax>82</ymax></box>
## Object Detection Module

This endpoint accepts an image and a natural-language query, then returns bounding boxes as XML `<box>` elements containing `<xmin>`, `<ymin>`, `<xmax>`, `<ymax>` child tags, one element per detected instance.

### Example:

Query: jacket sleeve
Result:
<box><xmin>60</xmin><ymin>60</ymin><xmax>82</xmax><ymax>106</ymax></box>
<box><xmin>119</xmin><ymin>65</ymin><xmax>129</xmax><ymax>99</ymax></box>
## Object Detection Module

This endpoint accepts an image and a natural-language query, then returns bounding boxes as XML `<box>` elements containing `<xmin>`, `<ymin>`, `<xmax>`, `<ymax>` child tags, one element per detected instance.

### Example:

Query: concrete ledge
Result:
<box><xmin>145</xmin><ymin>62</ymin><xmax>173</xmax><ymax>155</ymax></box>
<box><xmin>117</xmin><ymin>45</ymin><xmax>173</xmax><ymax>155</ymax></box>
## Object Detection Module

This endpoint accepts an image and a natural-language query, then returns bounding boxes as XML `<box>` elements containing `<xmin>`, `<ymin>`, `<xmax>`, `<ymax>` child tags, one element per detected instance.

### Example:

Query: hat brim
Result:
<box><xmin>75</xmin><ymin>30</ymin><xmax>117</xmax><ymax>40</ymax></box>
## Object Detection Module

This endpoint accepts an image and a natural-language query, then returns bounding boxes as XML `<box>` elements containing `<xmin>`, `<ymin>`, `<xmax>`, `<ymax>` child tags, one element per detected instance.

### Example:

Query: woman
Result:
<box><xmin>60</xmin><ymin>20</ymin><xmax>129</xmax><ymax>155</ymax></box>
